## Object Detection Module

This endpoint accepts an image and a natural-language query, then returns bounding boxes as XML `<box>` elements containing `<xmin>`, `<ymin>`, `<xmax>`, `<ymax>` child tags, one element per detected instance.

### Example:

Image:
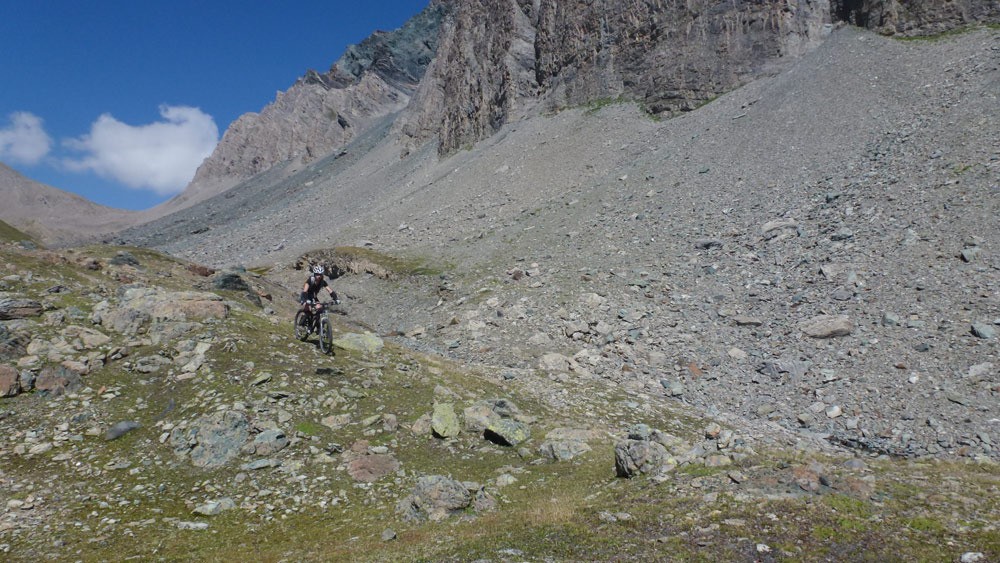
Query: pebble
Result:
<box><xmin>799</xmin><ymin>315</ymin><xmax>852</xmax><ymax>338</ymax></box>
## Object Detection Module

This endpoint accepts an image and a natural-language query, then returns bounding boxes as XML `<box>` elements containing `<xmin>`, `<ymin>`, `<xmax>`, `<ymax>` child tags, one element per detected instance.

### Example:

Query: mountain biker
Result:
<box><xmin>299</xmin><ymin>265</ymin><xmax>339</xmax><ymax>322</ymax></box>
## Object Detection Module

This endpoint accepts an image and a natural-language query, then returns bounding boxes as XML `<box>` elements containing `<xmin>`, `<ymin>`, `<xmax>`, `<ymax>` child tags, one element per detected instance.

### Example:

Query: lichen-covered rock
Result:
<box><xmin>332</xmin><ymin>332</ymin><xmax>384</xmax><ymax>354</ymax></box>
<box><xmin>462</xmin><ymin>402</ymin><xmax>500</xmax><ymax>433</ymax></box>
<box><xmin>192</xmin><ymin>497</ymin><xmax>236</xmax><ymax>516</ymax></box>
<box><xmin>615</xmin><ymin>439</ymin><xmax>670</xmax><ymax>478</ymax></box>
<box><xmin>62</xmin><ymin>325</ymin><xmax>111</xmax><ymax>349</ymax></box>
<box><xmin>431</xmin><ymin>402</ymin><xmax>460</xmax><ymax>438</ymax></box>
<box><xmin>98</xmin><ymin>287</ymin><xmax>228</xmax><ymax>336</ymax></box>
<box><xmin>463</xmin><ymin>398</ymin><xmax>521</xmax><ymax>432</ymax></box>
<box><xmin>170</xmin><ymin>411</ymin><xmax>249</xmax><ymax>468</ymax></box>
<box><xmin>397</xmin><ymin>475</ymin><xmax>473</xmax><ymax>522</ymax></box>
<box><xmin>538</xmin><ymin>439</ymin><xmax>591</xmax><ymax>461</ymax></box>
<box><xmin>485</xmin><ymin>418</ymin><xmax>531</xmax><ymax>447</ymax></box>
<box><xmin>0</xmin><ymin>324</ymin><xmax>29</xmax><ymax>361</ymax></box>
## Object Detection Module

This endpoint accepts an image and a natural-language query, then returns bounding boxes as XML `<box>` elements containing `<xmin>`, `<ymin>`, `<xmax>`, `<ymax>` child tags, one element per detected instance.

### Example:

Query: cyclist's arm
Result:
<box><xmin>300</xmin><ymin>280</ymin><xmax>310</xmax><ymax>304</ymax></box>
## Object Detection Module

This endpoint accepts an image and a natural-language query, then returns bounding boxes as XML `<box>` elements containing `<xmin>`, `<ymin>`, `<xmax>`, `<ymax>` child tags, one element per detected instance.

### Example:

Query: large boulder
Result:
<box><xmin>0</xmin><ymin>324</ymin><xmax>29</xmax><ymax>360</ymax></box>
<box><xmin>212</xmin><ymin>272</ymin><xmax>250</xmax><ymax>292</ymax></box>
<box><xmin>397</xmin><ymin>475</ymin><xmax>473</xmax><ymax>522</ymax></box>
<box><xmin>0</xmin><ymin>365</ymin><xmax>19</xmax><ymax>397</ymax></box>
<box><xmin>0</xmin><ymin>297</ymin><xmax>43</xmax><ymax>320</ymax></box>
<box><xmin>109</xmin><ymin>251</ymin><xmax>140</xmax><ymax>267</ymax></box>
<box><xmin>149</xmin><ymin>291</ymin><xmax>228</xmax><ymax>322</ymax></box>
<box><xmin>332</xmin><ymin>332</ymin><xmax>384</xmax><ymax>354</ymax></box>
<box><xmin>34</xmin><ymin>366</ymin><xmax>83</xmax><ymax>397</ymax></box>
<box><xmin>485</xmin><ymin>418</ymin><xmax>531</xmax><ymax>447</ymax></box>
<box><xmin>251</xmin><ymin>429</ymin><xmax>290</xmax><ymax>456</ymax></box>
<box><xmin>462</xmin><ymin>398</ymin><xmax>521</xmax><ymax>433</ymax></box>
<box><xmin>169</xmin><ymin>411</ymin><xmax>249</xmax><ymax>468</ymax></box>
<box><xmin>615</xmin><ymin>439</ymin><xmax>670</xmax><ymax>478</ymax></box>
<box><xmin>98</xmin><ymin>288</ymin><xmax>228</xmax><ymax>335</ymax></box>
<box><xmin>100</xmin><ymin>306</ymin><xmax>151</xmax><ymax>336</ymax></box>
<box><xmin>62</xmin><ymin>325</ymin><xmax>111</xmax><ymax>349</ymax></box>
<box><xmin>463</xmin><ymin>402</ymin><xmax>500</xmax><ymax>433</ymax></box>
<box><xmin>431</xmin><ymin>402</ymin><xmax>461</xmax><ymax>438</ymax></box>
<box><xmin>538</xmin><ymin>428</ymin><xmax>597</xmax><ymax>461</ymax></box>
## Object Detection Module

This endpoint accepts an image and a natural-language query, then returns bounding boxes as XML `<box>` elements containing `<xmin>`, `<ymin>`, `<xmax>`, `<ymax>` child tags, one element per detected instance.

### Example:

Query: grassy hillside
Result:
<box><xmin>0</xmin><ymin>242</ymin><xmax>996</xmax><ymax>561</ymax></box>
<box><xmin>0</xmin><ymin>219</ymin><xmax>36</xmax><ymax>245</ymax></box>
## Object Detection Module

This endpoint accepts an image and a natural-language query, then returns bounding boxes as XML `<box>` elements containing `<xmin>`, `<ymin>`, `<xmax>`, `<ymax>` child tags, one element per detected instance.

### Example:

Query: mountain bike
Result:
<box><xmin>294</xmin><ymin>300</ymin><xmax>335</xmax><ymax>354</ymax></box>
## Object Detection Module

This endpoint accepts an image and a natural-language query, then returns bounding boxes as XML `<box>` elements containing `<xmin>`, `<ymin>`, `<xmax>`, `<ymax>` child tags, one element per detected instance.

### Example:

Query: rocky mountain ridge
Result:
<box><xmin>165</xmin><ymin>1</ymin><xmax>449</xmax><ymax>211</ymax></box>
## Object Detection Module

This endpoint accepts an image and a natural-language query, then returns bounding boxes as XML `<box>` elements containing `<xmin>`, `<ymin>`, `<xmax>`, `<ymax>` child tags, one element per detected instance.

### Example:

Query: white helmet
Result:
<box><xmin>312</xmin><ymin>265</ymin><xmax>325</xmax><ymax>275</ymax></box>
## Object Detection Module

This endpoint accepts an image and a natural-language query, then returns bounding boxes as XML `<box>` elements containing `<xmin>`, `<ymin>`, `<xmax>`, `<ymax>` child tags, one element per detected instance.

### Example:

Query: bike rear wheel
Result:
<box><xmin>318</xmin><ymin>315</ymin><xmax>332</xmax><ymax>354</ymax></box>
<box><xmin>294</xmin><ymin>310</ymin><xmax>309</xmax><ymax>341</ymax></box>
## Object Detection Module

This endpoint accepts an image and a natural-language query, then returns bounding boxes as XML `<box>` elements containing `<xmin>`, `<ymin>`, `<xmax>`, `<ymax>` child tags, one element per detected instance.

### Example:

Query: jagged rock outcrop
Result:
<box><xmin>173</xmin><ymin>1</ymin><xmax>448</xmax><ymax>209</ymax></box>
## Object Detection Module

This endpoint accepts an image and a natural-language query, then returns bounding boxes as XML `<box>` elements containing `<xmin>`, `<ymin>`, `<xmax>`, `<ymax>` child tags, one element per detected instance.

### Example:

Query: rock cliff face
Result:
<box><xmin>833</xmin><ymin>0</ymin><xmax>1000</xmax><ymax>35</ymax></box>
<box><xmin>173</xmin><ymin>1</ymin><xmax>448</xmax><ymax>208</ymax></box>
<box><xmin>405</xmin><ymin>0</ymin><xmax>999</xmax><ymax>155</ymax></box>
<box><xmin>426</xmin><ymin>0</ymin><xmax>833</xmax><ymax>154</ymax></box>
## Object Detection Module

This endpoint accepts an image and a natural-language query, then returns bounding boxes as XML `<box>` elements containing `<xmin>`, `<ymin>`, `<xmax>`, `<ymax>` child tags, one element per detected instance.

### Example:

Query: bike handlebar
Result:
<box><xmin>303</xmin><ymin>299</ymin><xmax>339</xmax><ymax>308</ymax></box>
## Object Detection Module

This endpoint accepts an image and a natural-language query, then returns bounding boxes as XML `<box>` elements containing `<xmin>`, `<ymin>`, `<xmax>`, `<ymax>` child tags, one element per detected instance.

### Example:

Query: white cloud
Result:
<box><xmin>0</xmin><ymin>112</ymin><xmax>53</xmax><ymax>165</ymax></box>
<box><xmin>64</xmin><ymin>105</ymin><xmax>219</xmax><ymax>195</ymax></box>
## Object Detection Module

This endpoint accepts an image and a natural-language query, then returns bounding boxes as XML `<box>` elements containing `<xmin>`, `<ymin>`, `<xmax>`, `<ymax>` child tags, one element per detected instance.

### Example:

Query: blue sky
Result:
<box><xmin>0</xmin><ymin>0</ymin><xmax>429</xmax><ymax>210</ymax></box>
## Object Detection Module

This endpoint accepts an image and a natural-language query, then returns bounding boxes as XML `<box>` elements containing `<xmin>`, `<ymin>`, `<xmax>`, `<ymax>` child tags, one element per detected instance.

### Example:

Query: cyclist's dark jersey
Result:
<box><xmin>304</xmin><ymin>275</ymin><xmax>329</xmax><ymax>301</ymax></box>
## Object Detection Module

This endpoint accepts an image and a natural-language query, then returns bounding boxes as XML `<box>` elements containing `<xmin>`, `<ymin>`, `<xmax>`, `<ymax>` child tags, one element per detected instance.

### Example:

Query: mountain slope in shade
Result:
<box><xmin>0</xmin><ymin>163</ymin><xmax>140</xmax><ymax>245</ymax></box>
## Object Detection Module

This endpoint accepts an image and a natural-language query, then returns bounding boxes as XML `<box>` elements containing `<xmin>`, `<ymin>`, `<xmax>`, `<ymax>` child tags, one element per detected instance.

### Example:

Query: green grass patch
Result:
<box><xmin>294</xmin><ymin>421</ymin><xmax>326</xmax><ymax>436</ymax></box>
<box><xmin>584</xmin><ymin>95</ymin><xmax>629</xmax><ymax>115</ymax></box>
<box><xmin>904</xmin><ymin>515</ymin><xmax>947</xmax><ymax>535</ymax></box>
<box><xmin>824</xmin><ymin>493</ymin><xmax>874</xmax><ymax>518</ymax></box>
<box><xmin>0</xmin><ymin>219</ymin><xmax>36</xmax><ymax>244</ymax></box>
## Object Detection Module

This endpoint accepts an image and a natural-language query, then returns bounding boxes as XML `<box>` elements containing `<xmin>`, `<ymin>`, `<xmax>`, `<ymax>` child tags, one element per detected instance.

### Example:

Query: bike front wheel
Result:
<box><xmin>318</xmin><ymin>315</ymin><xmax>333</xmax><ymax>354</ymax></box>
<box><xmin>294</xmin><ymin>311</ymin><xmax>309</xmax><ymax>341</ymax></box>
